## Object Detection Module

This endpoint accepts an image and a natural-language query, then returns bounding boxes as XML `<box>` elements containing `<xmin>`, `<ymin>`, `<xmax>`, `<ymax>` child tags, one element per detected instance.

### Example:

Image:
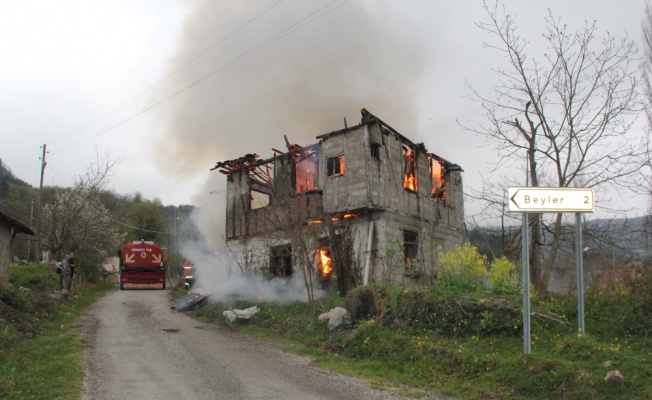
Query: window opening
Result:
<box><xmin>270</xmin><ymin>245</ymin><xmax>292</xmax><ymax>277</ymax></box>
<box><xmin>315</xmin><ymin>247</ymin><xmax>332</xmax><ymax>277</ymax></box>
<box><xmin>327</xmin><ymin>156</ymin><xmax>345</xmax><ymax>177</ymax></box>
<box><xmin>370</xmin><ymin>142</ymin><xmax>380</xmax><ymax>160</ymax></box>
<box><xmin>294</xmin><ymin>150</ymin><xmax>319</xmax><ymax>193</ymax></box>
<box><xmin>403</xmin><ymin>230</ymin><xmax>418</xmax><ymax>268</ymax></box>
<box><xmin>430</xmin><ymin>157</ymin><xmax>446</xmax><ymax>201</ymax></box>
<box><xmin>402</xmin><ymin>143</ymin><xmax>418</xmax><ymax>191</ymax></box>
<box><xmin>250</xmin><ymin>189</ymin><xmax>270</xmax><ymax>209</ymax></box>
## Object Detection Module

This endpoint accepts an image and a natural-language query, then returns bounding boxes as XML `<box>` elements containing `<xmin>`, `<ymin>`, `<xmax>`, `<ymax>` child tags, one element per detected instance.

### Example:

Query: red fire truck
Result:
<box><xmin>118</xmin><ymin>240</ymin><xmax>167</xmax><ymax>290</ymax></box>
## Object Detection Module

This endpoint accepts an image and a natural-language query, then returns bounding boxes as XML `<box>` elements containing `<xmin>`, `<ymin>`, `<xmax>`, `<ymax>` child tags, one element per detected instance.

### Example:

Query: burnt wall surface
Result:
<box><xmin>222</xmin><ymin>113</ymin><xmax>465</xmax><ymax>286</ymax></box>
<box><xmin>321</xmin><ymin>123</ymin><xmax>464</xmax><ymax>230</ymax></box>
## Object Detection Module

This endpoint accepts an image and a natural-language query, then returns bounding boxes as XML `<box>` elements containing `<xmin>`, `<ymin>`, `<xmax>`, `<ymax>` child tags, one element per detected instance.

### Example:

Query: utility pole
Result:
<box><xmin>35</xmin><ymin>144</ymin><xmax>47</xmax><ymax>262</ymax></box>
<box><xmin>28</xmin><ymin>199</ymin><xmax>34</xmax><ymax>261</ymax></box>
<box><xmin>175</xmin><ymin>206</ymin><xmax>179</xmax><ymax>267</ymax></box>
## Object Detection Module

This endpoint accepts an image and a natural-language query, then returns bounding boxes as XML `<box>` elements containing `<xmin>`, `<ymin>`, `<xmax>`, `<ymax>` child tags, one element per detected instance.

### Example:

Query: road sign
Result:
<box><xmin>508</xmin><ymin>187</ymin><xmax>594</xmax><ymax>213</ymax></box>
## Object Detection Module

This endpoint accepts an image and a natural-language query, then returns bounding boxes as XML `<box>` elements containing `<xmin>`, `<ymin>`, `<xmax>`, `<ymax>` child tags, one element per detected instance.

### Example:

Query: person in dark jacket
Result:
<box><xmin>68</xmin><ymin>253</ymin><xmax>75</xmax><ymax>290</ymax></box>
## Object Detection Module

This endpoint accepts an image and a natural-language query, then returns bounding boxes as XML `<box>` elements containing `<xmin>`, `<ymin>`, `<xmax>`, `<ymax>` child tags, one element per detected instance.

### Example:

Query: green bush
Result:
<box><xmin>438</xmin><ymin>241</ymin><xmax>488</xmax><ymax>291</ymax></box>
<box><xmin>488</xmin><ymin>256</ymin><xmax>519</xmax><ymax>293</ymax></box>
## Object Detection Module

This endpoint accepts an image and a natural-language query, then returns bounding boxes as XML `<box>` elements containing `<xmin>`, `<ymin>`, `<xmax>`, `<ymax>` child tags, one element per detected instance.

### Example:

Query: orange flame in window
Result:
<box><xmin>403</xmin><ymin>149</ymin><xmax>418</xmax><ymax>191</ymax></box>
<box><xmin>317</xmin><ymin>249</ymin><xmax>332</xmax><ymax>276</ymax></box>
<box><xmin>404</xmin><ymin>173</ymin><xmax>417</xmax><ymax>191</ymax></box>
<box><xmin>430</xmin><ymin>158</ymin><xmax>446</xmax><ymax>201</ymax></box>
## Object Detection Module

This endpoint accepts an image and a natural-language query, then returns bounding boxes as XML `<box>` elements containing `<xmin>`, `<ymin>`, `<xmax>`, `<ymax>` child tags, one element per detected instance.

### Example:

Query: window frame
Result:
<box><xmin>326</xmin><ymin>155</ymin><xmax>345</xmax><ymax>177</ymax></box>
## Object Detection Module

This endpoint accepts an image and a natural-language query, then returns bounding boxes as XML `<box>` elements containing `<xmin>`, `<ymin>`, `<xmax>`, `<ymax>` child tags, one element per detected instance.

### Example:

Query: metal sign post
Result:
<box><xmin>575</xmin><ymin>212</ymin><xmax>585</xmax><ymax>336</ymax></box>
<box><xmin>521</xmin><ymin>213</ymin><xmax>531</xmax><ymax>355</ymax></box>
<box><xmin>508</xmin><ymin>187</ymin><xmax>594</xmax><ymax>354</ymax></box>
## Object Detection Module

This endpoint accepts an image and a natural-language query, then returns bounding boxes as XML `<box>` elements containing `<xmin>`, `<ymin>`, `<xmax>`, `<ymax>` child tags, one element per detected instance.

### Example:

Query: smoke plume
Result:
<box><xmin>152</xmin><ymin>0</ymin><xmax>430</xmax><ymax>300</ymax></box>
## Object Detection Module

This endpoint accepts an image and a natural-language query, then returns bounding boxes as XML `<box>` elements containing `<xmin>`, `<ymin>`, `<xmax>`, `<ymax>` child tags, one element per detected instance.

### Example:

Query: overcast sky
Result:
<box><xmin>1</xmin><ymin>0</ymin><xmax>647</xmax><ymax>227</ymax></box>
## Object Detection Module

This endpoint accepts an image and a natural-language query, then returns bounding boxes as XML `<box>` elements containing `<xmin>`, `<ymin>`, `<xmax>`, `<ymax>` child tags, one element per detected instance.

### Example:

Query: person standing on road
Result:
<box><xmin>68</xmin><ymin>253</ymin><xmax>76</xmax><ymax>290</ymax></box>
<box><xmin>59</xmin><ymin>254</ymin><xmax>72</xmax><ymax>295</ymax></box>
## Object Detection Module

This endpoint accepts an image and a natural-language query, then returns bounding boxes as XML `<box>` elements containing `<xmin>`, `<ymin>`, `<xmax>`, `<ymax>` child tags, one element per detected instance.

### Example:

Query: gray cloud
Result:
<box><xmin>150</xmin><ymin>0</ymin><xmax>428</xmax><ymax>179</ymax></box>
<box><xmin>150</xmin><ymin>0</ymin><xmax>432</xmax><ymax>251</ymax></box>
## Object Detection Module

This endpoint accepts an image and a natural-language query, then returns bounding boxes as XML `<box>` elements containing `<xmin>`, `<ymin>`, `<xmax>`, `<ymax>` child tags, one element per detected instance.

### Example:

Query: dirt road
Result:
<box><xmin>79</xmin><ymin>289</ymin><xmax>430</xmax><ymax>400</ymax></box>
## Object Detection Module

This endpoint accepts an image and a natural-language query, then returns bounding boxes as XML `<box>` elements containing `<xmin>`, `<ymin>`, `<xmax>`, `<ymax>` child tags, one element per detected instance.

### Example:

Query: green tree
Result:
<box><xmin>125</xmin><ymin>201</ymin><xmax>168</xmax><ymax>243</ymax></box>
<box><xmin>40</xmin><ymin>154</ymin><xmax>123</xmax><ymax>264</ymax></box>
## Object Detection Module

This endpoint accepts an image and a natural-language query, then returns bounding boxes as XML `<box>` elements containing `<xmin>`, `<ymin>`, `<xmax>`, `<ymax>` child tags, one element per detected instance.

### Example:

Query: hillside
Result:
<box><xmin>467</xmin><ymin>215</ymin><xmax>652</xmax><ymax>260</ymax></box>
<box><xmin>0</xmin><ymin>158</ymin><xmax>29</xmax><ymax>188</ymax></box>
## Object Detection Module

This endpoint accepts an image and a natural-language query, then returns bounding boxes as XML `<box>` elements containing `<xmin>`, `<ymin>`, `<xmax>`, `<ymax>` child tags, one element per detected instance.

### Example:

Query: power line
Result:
<box><xmin>48</xmin><ymin>0</ymin><xmax>351</xmax><ymax>155</ymax></box>
<box><xmin>48</xmin><ymin>0</ymin><xmax>285</xmax><ymax>149</ymax></box>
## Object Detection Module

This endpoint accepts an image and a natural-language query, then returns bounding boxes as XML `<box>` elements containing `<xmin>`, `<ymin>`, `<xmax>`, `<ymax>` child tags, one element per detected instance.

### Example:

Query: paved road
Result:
<box><xmin>79</xmin><ymin>289</ymin><xmax>437</xmax><ymax>400</ymax></box>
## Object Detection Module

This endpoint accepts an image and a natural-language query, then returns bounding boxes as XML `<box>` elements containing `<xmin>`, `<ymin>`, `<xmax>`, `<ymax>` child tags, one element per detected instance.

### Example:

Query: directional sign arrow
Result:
<box><xmin>508</xmin><ymin>187</ymin><xmax>594</xmax><ymax>213</ymax></box>
<box><xmin>152</xmin><ymin>254</ymin><xmax>163</xmax><ymax>265</ymax></box>
<box><xmin>125</xmin><ymin>253</ymin><xmax>135</xmax><ymax>264</ymax></box>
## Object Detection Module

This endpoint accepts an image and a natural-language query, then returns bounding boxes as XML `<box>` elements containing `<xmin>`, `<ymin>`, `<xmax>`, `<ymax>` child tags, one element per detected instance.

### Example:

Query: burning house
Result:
<box><xmin>212</xmin><ymin>109</ymin><xmax>464</xmax><ymax>288</ymax></box>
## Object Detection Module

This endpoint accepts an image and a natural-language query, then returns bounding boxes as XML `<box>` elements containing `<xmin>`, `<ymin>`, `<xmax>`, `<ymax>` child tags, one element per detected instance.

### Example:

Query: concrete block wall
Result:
<box><xmin>221</xmin><ymin>113</ymin><xmax>465</xmax><ymax>286</ymax></box>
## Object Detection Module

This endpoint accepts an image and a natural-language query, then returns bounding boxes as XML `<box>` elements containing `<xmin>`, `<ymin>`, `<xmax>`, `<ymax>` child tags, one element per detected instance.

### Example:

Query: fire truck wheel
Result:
<box><xmin>119</xmin><ymin>283</ymin><xmax>124</xmax><ymax>290</ymax></box>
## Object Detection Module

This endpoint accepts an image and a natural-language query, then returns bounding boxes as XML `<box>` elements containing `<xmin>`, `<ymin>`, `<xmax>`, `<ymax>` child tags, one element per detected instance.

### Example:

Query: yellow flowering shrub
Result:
<box><xmin>438</xmin><ymin>242</ymin><xmax>487</xmax><ymax>290</ymax></box>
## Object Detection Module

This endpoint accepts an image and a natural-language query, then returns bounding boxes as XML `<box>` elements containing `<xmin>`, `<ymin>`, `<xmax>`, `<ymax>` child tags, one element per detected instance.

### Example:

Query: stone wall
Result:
<box><xmin>221</xmin><ymin>115</ymin><xmax>465</xmax><ymax>286</ymax></box>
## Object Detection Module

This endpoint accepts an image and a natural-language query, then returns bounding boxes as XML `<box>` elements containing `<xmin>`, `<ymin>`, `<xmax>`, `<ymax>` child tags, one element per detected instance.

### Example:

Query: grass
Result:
<box><xmin>0</xmin><ymin>263</ymin><xmax>115</xmax><ymax>400</ymax></box>
<box><xmin>2</xmin><ymin>263</ymin><xmax>651</xmax><ymax>399</ymax></box>
<box><xmin>190</xmin><ymin>278</ymin><xmax>652</xmax><ymax>400</ymax></box>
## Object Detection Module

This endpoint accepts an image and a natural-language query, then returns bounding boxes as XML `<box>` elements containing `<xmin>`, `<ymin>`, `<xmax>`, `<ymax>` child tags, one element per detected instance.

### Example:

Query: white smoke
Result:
<box><xmin>179</xmin><ymin>236</ymin><xmax>323</xmax><ymax>303</ymax></box>
<box><xmin>156</xmin><ymin>0</ymin><xmax>431</xmax><ymax>301</ymax></box>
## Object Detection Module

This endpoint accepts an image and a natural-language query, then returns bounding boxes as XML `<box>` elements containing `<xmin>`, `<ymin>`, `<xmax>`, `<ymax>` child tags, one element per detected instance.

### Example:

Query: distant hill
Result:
<box><xmin>0</xmin><ymin>158</ymin><xmax>30</xmax><ymax>187</ymax></box>
<box><xmin>467</xmin><ymin>215</ymin><xmax>652</xmax><ymax>259</ymax></box>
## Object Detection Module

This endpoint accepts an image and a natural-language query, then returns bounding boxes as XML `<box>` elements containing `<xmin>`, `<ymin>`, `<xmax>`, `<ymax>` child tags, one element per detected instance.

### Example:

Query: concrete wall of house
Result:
<box><xmin>320</xmin><ymin>124</ymin><xmax>464</xmax><ymax>230</ymax></box>
<box><xmin>346</xmin><ymin>210</ymin><xmax>463</xmax><ymax>286</ymax></box>
<box><xmin>272</xmin><ymin>154</ymin><xmax>293</xmax><ymax>204</ymax></box>
<box><xmin>0</xmin><ymin>223</ymin><xmax>12</xmax><ymax>281</ymax></box>
<box><xmin>222</xmin><ymin>119</ymin><xmax>465</xmax><ymax>286</ymax></box>
<box><xmin>225</xmin><ymin>171</ymin><xmax>250</xmax><ymax>239</ymax></box>
<box><xmin>225</xmin><ymin>235</ymin><xmax>277</xmax><ymax>275</ymax></box>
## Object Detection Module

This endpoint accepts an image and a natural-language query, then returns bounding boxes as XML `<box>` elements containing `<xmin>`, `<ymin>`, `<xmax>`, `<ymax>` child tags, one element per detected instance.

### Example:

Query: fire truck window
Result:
<box><xmin>327</xmin><ymin>156</ymin><xmax>345</xmax><ymax>177</ymax></box>
<box><xmin>270</xmin><ymin>245</ymin><xmax>292</xmax><ymax>277</ymax></box>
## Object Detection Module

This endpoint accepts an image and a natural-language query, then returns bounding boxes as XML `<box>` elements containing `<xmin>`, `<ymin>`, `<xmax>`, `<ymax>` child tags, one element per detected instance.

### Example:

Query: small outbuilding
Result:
<box><xmin>0</xmin><ymin>210</ymin><xmax>35</xmax><ymax>281</ymax></box>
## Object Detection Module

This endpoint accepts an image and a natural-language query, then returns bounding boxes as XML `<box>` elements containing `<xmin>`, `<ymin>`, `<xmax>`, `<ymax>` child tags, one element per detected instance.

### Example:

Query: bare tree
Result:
<box><xmin>41</xmin><ymin>152</ymin><xmax>123</xmax><ymax>264</ymax></box>
<box><xmin>462</xmin><ymin>1</ymin><xmax>644</xmax><ymax>296</ymax></box>
<box><xmin>642</xmin><ymin>2</ymin><xmax>652</xmax><ymax>245</ymax></box>
<box><xmin>263</xmin><ymin>194</ymin><xmax>325</xmax><ymax>311</ymax></box>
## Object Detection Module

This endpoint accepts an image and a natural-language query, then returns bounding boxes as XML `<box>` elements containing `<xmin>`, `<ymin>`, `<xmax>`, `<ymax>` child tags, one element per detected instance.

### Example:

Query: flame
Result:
<box><xmin>404</xmin><ymin>173</ymin><xmax>417</xmax><ymax>191</ymax></box>
<box><xmin>317</xmin><ymin>249</ymin><xmax>332</xmax><ymax>276</ymax></box>
<box><xmin>308</xmin><ymin>219</ymin><xmax>323</xmax><ymax>225</ymax></box>
<box><xmin>338</xmin><ymin>156</ymin><xmax>345</xmax><ymax>174</ymax></box>
<box><xmin>430</xmin><ymin>158</ymin><xmax>446</xmax><ymax>200</ymax></box>
<box><xmin>295</xmin><ymin>156</ymin><xmax>319</xmax><ymax>192</ymax></box>
<box><xmin>403</xmin><ymin>149</ymin><xmax>418</xmax><ymax>191</ymax></box>
<box><xmin>330</xmin><ymin>213</ymin><xmax>357</xmax><ymax>222</ymax></box>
